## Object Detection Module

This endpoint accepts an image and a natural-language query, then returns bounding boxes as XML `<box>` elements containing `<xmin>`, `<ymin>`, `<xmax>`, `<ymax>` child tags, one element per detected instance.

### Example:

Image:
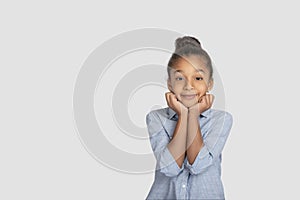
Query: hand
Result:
<box><xmin>165</xmin><ymin>92</ymin><xmax>188</xmax><ymax>116</ymax></box>
<box><xmin>189</xmin><ymin>94</ymin><xmax>214</xmax><ymax>116</ymax></box>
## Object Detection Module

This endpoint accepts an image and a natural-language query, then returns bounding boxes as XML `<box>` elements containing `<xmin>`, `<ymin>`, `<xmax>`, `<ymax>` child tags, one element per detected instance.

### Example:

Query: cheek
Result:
<box><xmin>169</xmin><ymin>83</ymin><xmax>182</xmax><ymax>99</ymax></box>
<box><xmin>195</xmin><ymin>84</ymin><xmax>208</xmax><ymax>94</ymax></box>
<box><xmin>170</xmin><ymin>81</ymin><xmax>183</xmax><ymax>91</ymax></box>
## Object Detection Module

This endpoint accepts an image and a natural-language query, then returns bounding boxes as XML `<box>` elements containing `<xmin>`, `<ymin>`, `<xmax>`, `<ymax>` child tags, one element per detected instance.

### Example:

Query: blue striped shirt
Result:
<box><xmin>146</xmin><ymin>107</ymin><xmax>233</xmax><ymax>200</ymax></box>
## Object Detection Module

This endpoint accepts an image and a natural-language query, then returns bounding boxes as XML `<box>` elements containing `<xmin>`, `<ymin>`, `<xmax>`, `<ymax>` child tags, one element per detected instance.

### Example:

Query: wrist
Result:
<box><xmin>178</xmin><ymin>109</ymin><xmax>188</xmax><ymax>118</ymax></box>
<box><xmin>188</xmin><ymin>108</ymin><xmax>200</xmax><ymax>117</ymax></box>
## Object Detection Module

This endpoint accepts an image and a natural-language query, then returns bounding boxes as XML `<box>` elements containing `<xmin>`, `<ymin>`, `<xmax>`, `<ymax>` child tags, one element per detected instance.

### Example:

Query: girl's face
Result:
<box><xmin>168</xmin><ymin>55</ymin><xmax>213</xmax><ymax>108</ymax></box>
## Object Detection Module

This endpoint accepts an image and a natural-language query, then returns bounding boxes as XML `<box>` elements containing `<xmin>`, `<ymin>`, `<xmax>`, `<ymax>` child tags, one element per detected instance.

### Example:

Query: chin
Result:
<box><xmin>182</xmin><ymin>100</ymin><xmax>198</xmax><ymax>108</ymax></box>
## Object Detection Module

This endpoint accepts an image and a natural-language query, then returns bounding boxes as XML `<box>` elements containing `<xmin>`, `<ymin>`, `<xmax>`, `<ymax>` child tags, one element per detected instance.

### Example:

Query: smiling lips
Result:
<box><xmin>180</xmin><ymin>94</ymin><xmax>197</xmax><ymax>100</ymax></box>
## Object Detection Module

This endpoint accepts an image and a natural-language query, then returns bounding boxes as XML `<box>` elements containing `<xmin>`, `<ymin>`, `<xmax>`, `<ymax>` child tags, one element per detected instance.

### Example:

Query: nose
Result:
<box><xmin>183</xmin><ymin>79</ymin><xmax>194</xmax><ymax>90</ymax></box>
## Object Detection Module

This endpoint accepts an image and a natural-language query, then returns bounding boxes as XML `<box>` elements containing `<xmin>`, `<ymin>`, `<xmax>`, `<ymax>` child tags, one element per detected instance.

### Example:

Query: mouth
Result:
<box><xmin>180</xmin><ymin>94</ymin><xmax>198</xmax><ymax>100</ymax></box>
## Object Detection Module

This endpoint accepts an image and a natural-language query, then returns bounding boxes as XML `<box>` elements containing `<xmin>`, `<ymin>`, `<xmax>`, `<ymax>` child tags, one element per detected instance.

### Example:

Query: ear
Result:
<box><xmin>207</xmin><ymin>78</ymin><xmax>214</xmax><ymax>91</ymax></box>
<box><xmin>167</xmin><ymin>78</ymin><xmax>173</xmax><ymax>92</ymax></box>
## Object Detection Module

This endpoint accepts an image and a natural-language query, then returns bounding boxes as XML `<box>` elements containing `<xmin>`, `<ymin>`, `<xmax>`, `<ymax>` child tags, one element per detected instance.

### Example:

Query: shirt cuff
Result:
<box><xmin>158</xmin><ymin>147</ymin><xmax>184</xmax><ymax>177</ymax></box>
<box><xmin>185</xmin><ymin>145</ymin><xmax>213</xmax><ymax>175</ymax></box>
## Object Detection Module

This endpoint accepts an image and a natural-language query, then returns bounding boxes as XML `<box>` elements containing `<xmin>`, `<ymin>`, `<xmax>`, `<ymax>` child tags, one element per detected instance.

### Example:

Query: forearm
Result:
<box><xmin>167</xmin><ymin>112</ymin><xmax>188</xmax><ymax>168</ymax></box>
<box><xmin>186</xmin><ymin>112</ymin><xmax>204</xmax><ymax>164</ymax></box>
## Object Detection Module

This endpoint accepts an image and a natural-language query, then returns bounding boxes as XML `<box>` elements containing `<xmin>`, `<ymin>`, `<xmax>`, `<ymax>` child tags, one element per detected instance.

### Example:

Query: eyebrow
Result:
<box><xmin>173</xmin><ymin>69</ymin><xmax>206</xmax><ymax>74</ymax></box>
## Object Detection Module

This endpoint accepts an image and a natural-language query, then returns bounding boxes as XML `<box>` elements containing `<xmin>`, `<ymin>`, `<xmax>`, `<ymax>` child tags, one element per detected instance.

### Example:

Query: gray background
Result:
<box><xmin>1</xmin><ymin>0</ymin><xmax>299</xmax><ymax>199</ymax></box>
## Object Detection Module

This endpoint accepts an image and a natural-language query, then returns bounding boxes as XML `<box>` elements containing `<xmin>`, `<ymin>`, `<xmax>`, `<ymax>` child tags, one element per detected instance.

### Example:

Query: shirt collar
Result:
<box><xmin>167</xmin><ymin>107</ymin><xmax>210</xmax><ymax>119</ymax></box>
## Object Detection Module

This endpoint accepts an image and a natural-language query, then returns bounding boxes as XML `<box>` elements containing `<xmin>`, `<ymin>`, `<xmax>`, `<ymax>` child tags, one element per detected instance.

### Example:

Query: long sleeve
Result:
<box><xmin>185</xmin><ymin>111</ymin><xmax>233</xmax><ymax>175</ymax></box>
<box><xmin>146</xmin><ymin>111</ymin><xmax>184</xmax><ymax>177</ymax></box>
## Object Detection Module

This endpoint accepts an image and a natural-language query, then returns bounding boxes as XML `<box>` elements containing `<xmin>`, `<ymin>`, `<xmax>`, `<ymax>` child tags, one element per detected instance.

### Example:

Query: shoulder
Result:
<box><xmin>146</xmin><ymin>107</ymin><xmax>169</xmax><ymax>121</ymax></box>
<box><xmin>208</xmin><ymin>109</ymin><xmax>233</xmax><ymax>126</ymax></box>
<box><xmin>205</xmin><ymin>109</ymin><xmax>233</xmax><ymax>137</ymax></box>
<box><xmin>145</xmin><ymin>107</ymin><xmax>170</xmax><ymax>136</ymax></box>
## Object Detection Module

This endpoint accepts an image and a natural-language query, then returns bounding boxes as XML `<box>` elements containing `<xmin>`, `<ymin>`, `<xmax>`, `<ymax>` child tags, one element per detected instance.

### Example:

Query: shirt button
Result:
<box><xmin>182</xmin><ymin>184</ymin><xmax>186</xmax><ymax>188</ymax></box>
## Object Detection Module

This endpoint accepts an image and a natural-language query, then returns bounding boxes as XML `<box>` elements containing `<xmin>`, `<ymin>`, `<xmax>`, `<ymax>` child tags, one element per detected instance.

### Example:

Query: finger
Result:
<box><xmin>205</xmin><ymin>94</ymin><xmax>210</xmax><ymax>102</ymax></box>
<box><xmin>203</xmin><ymin>94</ymin><xmax>211</xmax><ymax>103</ymax></box>
<box><xmin>208</xmin><ymin>94</ymin><xmax>214</xmax><ymax>105</ymax></box>
<box><xmin>168</xmin><ymin>93</ymin><xmax>178</xmax><ymax>106</ymax></box>
<box><xmin>204</xmin><ymin>96</ymin><xmax>209</xmax><ymax>106</ymax></box>
<box><xmin>165</xmin><ymin>92</ymin><xmax>171</xmax><ymax>106</ymax></box>
<box><xmin>165</xmin><ymin>92</ymin><xmax>169</xmax><ymax>102</ymax></box>
<box><xmin>199</xmin><ymin>95</ymin><xmax>204</xmax><ymax>103</ymax></box>
<box><xmin>170</xmin><ymin>93</ymin><xmax>177</xmax><ymax>102</ymax></box>
<box><xmin>211</xmin><ymin>94</ymin><xmax>215</xmax><ymax>103</ymax></box>
<box><xmin>203</xmin><ymin>94</ymin><xmax>209</xmax><ymax>103</ymax></box>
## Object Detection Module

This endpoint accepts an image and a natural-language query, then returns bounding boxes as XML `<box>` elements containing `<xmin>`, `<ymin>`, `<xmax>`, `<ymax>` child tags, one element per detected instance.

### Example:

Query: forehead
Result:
<box><xmin>170</xmin><ymin>55</ymin><xmax>209</xmax><ymax>75</ymax></box>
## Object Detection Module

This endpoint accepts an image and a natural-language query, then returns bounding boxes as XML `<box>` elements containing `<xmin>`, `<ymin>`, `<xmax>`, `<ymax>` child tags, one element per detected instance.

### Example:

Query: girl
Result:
<box><xmin>146</xmin><ymin>36</ymin><xmax>233</xmax><ymax>199</ymax></box>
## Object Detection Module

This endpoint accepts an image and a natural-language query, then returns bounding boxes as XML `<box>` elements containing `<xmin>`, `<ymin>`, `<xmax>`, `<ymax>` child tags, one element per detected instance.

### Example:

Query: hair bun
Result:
<box><xmin>175</xmin><ymin>36</ymin><xmax>202</xmax><ymax>50</ymax></box>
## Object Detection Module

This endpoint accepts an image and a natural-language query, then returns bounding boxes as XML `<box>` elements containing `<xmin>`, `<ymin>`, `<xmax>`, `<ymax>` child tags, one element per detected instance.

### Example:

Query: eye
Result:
<box><xmin>175</xmin><ymin>77</ymin><xmax>183</xmax><ymax>81</ymax></box>
<box><xmin>195</xmin><ymin>77</ymin><xmax>203</xmax><ymax>81</ymax></box>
